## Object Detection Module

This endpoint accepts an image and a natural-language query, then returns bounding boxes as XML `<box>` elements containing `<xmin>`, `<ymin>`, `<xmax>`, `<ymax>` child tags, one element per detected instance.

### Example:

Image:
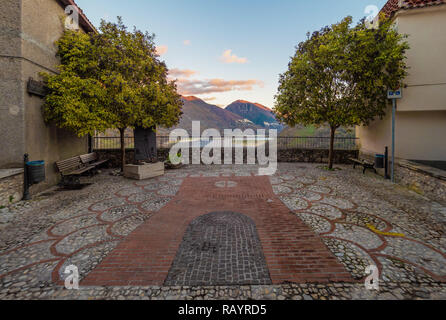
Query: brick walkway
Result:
<box><xmin>82</xmin><ymin>175</ymin><xmax>352</xmax><ymax>286</ymax></box>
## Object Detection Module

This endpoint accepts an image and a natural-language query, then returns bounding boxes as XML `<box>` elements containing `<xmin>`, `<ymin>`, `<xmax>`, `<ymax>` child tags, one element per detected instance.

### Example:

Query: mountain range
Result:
<box><xmin>226</xmin><ymin>100</ymin><xmax>283</xmax><ymax>131</ymax></box>
<box><xmin>159</xmin><ymin>96</ymin><xmax>283</xmax><ymax>135</ymax></box>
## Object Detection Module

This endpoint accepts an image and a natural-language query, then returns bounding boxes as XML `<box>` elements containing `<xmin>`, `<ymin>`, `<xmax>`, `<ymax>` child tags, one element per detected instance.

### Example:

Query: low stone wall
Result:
<box><xmin>395</xmin><ymin>160</ymin><xmax>446</xmax><ymax>202</ymax></box>
<box><xmin>96</xmin><ymin>148</ymin><xmax>358</xmax><ymax>168</ymax></box>
<box><xmin>96</xmin><ymin>149</ymin><xmax>166</xmax><ymax>168</ymax></box>
<box><xmin>278</xmin><ymin>149</ymin><xmax>358</xmax><ymax>164</ymax></box>
<box><xmin>360</xmin><ymin>151</ymin><xmax>446</xmax><ymax>202</ymax></box>
<box><xmin>0</xmin><ymin>169</ymin><xmax>24</xmax><ymax>207</ymax></box>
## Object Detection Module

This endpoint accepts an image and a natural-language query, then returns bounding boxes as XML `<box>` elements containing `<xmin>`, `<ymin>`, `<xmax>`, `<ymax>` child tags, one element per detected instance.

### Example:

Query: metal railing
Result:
<box><xmin>92</xmin><ymin>136</ymin><xmax>135</xmax><ymax>150</ymax></box>
<box><xmin>276</xmin><ymin>136</ymin><xmax>358</xmax><ymax>150</ymax></box>
<box><xmin>93</xmin><ymin>136</ymin><xmax>359</xmax><ymax>151</ymax></box>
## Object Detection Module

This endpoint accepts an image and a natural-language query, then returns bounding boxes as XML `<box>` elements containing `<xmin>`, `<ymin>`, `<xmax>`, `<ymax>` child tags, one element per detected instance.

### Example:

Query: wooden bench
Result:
<box><xmin>349</xmin><ymin>158</ymin><xmax>377</xmax><ymax>174</ymax></box>
<box><xmin>55</xmin><ymin>156</ymin><xmax>95</xmax><ymax>187</ymax></box>
<box><xmin>80</xmin><ymin>152</ymin><xmax>109</xmax><ymax>169</ymax></box>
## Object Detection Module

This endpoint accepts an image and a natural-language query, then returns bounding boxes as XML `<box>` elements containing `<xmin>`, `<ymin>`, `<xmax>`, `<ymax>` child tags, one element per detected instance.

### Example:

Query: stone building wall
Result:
<box><xmin>0</xmin><ymin>0</ymin><xmax>25</xmax><ymax>168</ymax></box>
<box><xmin>0</xmin><ymin>0</ymin><xmax>93</xmax><ymax>194</ymax></box>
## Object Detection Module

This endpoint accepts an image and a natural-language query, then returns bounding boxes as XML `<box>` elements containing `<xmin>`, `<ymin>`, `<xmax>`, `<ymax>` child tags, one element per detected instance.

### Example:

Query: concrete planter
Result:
<box><xmin>124</xmin><ymin>162</ymin><xmax>164</xmax><ymax>180</ymax></box>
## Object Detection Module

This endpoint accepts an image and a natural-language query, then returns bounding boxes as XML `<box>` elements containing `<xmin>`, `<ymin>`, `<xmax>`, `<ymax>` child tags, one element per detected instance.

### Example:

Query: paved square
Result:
<box><xmin>0</xmin><ymin>164</ymin><xmax>445</xmax><ymax>300</ymax></box>
<box><xmin>82</xmin><ymin>175</ymin><xmax>351</xmax><ymax>286</ymax></box>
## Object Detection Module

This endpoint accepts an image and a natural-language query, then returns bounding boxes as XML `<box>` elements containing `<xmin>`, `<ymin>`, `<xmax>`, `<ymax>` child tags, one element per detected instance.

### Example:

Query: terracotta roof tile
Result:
<box><xmin>381</xmin><ymin>0</ymin><xmax>445</xmax><ymax>18</ymax></box>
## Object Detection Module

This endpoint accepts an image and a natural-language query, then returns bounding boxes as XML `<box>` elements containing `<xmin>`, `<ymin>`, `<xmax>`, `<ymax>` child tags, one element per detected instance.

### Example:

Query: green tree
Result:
<box><xmin>274</xmin><ymin>16</ymin><xmax>409</xmax><ymax>169</ymax></box>
<box><xmin>43</xmin><ymin>17</ymin><xmax>183</xmax><ymax>171</ymax></box>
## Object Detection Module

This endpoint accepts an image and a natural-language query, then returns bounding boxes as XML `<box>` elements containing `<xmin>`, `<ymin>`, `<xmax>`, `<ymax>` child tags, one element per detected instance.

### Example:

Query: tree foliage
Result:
<box><xmin>43</xmin><ymin>17</ymin><xmax>183</xmax><ymax>170</ymax></box>
<box><xmin>274</xmin><ymin>16</ymin><xmax>409</xmax><ymax>168</ymax></box>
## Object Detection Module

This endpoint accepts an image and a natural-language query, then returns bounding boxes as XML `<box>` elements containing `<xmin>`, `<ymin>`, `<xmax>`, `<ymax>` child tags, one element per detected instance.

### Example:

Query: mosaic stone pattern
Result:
<box><xmin>165</xmin><ymin>212</ymin><xmax>271</xmax><ymax>286</ymax></box>
<box><xmin>269</xmin><ymin>164</ymin><xmax>446</xmax><ymax>286</ymax></box>
<box><xmin>0</xmin><ymin>163</ymin><xmax>445</xmax><ymax>300</ymax></box>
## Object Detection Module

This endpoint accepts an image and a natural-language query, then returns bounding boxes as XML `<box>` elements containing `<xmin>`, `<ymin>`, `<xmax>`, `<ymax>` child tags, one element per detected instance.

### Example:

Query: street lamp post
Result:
<box><xmin>387</xmin><ymin>88</ymin><xmax>402</xmax><ymax>183</ymax></box>
<box><xmin>391</xmin><ymin>98</ymin><xmax>396</xmax><ymax>183</ymax></box>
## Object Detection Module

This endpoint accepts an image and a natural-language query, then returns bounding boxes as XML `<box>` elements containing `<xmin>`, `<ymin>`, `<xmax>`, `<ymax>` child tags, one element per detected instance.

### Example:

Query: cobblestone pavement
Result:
<box><xmin>165</xmin><ymin>212</ymin><xmax>271</xmax><ymax>286</ymax></box>
<box><xmin>0</xmin><ymin>164</ymin><xmax>445</xmax><ymax>300</ymax></box>
<box><xmin>270</xmin><ymin>164</ymin><xmax>446</xmax><ymax>285</ymax></box>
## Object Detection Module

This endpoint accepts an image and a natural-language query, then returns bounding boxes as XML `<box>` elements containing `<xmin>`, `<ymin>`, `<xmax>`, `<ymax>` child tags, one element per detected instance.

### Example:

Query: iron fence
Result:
<box><xmin>92</xmin><ymin>136</ymin><xmax>135</xmax><ymax>150</ymax></box>
<box><xmin>93</xmin><ymin>136</ymin><xmax>359</xmax><ymax>151</ymax></box>
<box><xmin>276</xmin><ymin>136</ymin><xmax>359</xmax><ymax>150</ymax></box>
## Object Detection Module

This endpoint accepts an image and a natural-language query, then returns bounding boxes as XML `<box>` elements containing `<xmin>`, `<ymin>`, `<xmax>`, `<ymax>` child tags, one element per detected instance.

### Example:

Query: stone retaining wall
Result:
<box><xmin>360</xmin><ymin>152</ymin><xmax>446</xmax><ymax>203</ymax></box>
<box><xmin>0</xmin><ymin>169</ymin><xmax>24</xmax><ymax>207</ymax></box>
<box><xmin>96</xmin><ymin>148</ymin><xmax>358</xmax><ymax>168</ymax></box>
<box><xmin>278</xmin><ymin>148</ymin><xmax>357</xmax><ymax>164</ymax></box>
<box><xmin>395</xmin><ymin>161</ymin><xmax>446</xmax><ymax>202</ymax></box>
<box><xmin>96</xmin><ymin>149</ymin><xmax>164</xmax><ymax>168</ymax></box>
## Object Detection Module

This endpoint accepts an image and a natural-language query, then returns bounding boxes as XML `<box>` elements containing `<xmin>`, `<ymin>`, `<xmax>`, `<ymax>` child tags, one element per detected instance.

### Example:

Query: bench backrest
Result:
<box><xmin>56</xmin><ymin>156</ymin><xmax>82</xmax><ymax>174</ymax></box>
<box><xmin>80</xmin><ymin>153</ymin><xmax>98</xmax><ymax>164</ymax></box>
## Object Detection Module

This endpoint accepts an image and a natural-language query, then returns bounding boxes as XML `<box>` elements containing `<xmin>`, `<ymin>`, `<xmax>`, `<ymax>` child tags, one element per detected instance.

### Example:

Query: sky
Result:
<box><xmin>76</xmin><ymin>0</ymin><xmax>388</xmax><ymax>109</ymax></box>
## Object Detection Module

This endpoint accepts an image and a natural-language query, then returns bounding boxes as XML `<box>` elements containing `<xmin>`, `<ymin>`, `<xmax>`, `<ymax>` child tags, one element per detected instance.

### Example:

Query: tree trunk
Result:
<box><xmin>119</xmin><ymin>128</ymin><xmax>126</xmax><ymax>173</ymax></box>
<box><xmin>328</xmin><ymin>126</ymin><xmax>336</xmax><ymax>170</ymax></box>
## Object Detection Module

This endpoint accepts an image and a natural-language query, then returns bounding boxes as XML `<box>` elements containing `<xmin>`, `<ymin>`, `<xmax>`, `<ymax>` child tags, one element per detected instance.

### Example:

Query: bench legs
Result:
<box><xmin>352</xmin><ymin>159</ymin><xmax>377</xmax><ymax>175</ymax></box>
<box><xmin>362</xmin><ymin>167</ymin><xmax>377</xmax><ymax>175</ymax></box>
<box><xmin>61</xmin><ymin>175</ymin><xmax>81</xmax><ymax>188</ymax></box>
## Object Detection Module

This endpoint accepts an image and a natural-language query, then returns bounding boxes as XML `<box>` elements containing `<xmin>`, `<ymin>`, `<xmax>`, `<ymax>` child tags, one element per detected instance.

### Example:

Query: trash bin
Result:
<box><xmin>375</xmin><ymin>154</ymin><xmax>385</xmax><ymax>169</ymax></box>
<box><xmin>26</xmin><ymin>160</ymin><xmax>45</xmax><ymax>185</ymax></box>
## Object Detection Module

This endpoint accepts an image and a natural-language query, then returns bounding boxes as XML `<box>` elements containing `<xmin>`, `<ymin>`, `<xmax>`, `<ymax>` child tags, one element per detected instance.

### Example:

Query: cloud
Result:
<box><xmin>156</xmin><ymin>45</ymin><xmax>168</xmax><ymax>56</ymax></box>
<box><xmin>169</xmin><ymin>68</ymin><xmax>198</xmax><ymax>78</ymax></box>
<box><xmin>177</xmin><ymin>78</ymin><xmax>263</xmax><ymax>95</ymax></box>
<box><xmin>203</xmin><ymin>97</ymin><xmax>216</xmax><ymax>101</ymax></box>
<box><xmin>183</xmin><ymin>40</ymin><xmax>191</xmax><ymax>46</ymax></box>
<box><xmin>220</xmin><ymin>49</ymin><xmax>248</xmax><ymax>64</ymax></box>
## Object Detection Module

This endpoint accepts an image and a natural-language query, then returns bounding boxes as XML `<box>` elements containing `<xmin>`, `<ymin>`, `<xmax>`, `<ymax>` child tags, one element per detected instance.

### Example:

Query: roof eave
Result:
<box><xmin>380</xmin><ymin>0</ymin><xmax>446</xmax><ymax>19</ymax></box>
